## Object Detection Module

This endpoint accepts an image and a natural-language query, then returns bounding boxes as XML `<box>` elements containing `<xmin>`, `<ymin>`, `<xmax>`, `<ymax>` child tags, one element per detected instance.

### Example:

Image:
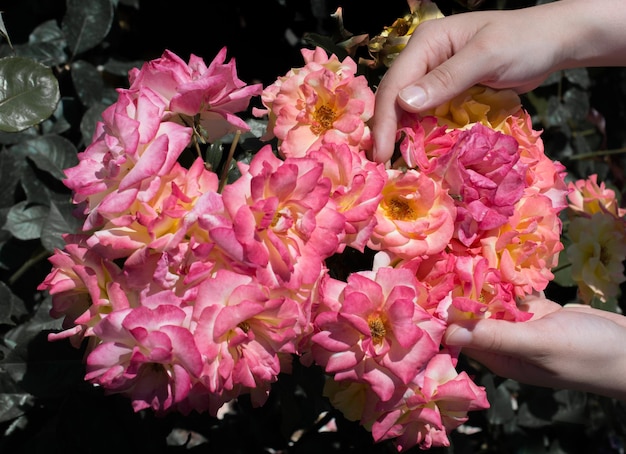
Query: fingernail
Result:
<box><xmin>445</xmin><ymin>325</ymin><xmax>473</xmax><ymax>346</ymax></box>
<box><xmin>563</xmin><ymin>303</ymin><xmax>587</xmax><ymax>308</ymax></box>
<box><xmin>400</xmin><ymin>86</ymin><xmax>427</xmax><ymax>108</ymax></box>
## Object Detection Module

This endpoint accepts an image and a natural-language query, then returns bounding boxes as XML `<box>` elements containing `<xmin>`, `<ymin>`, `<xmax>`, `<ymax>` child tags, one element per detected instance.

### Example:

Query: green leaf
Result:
<box><xmin>563</xmin><ymin>87</ymin><xmax>590</xmax><ymax>123</ymax></box>
<box><xmin>205</xmin><ymin>141</ymin><xmax>224</xmax><ymax>173</ymax></box>
<box><xmin>103</xmin><ymin>57</ymin><xmax>143</xmax><ymax>76</ymax></box>
<box><xmin>0</xmin><ymin>12</ymin><xmax>12</xmax><ymax>48</ymax></box>
<box><xmin>119</xmin><ymin>0</ymin><xmax>141</xmax><ymax>8</ymax></box>
<box><xmin>302</xmin><ymin>33</ymin><xmax>349</xmax><ymax>61</ymax></box>
<box><xmin>15</xmin><ymin>41</ymin><xmax>68</xmax><ymax>67</ymax></box>
<box><xmin>551</xmin><ymin>389</ymin><xmax>587</xmax><ymax>424</ymax></box>
<box><xmin>481</xmin><ymin>374</ymin><xmax>515</xmax><ymax>425</ymax></box>
<box><xmin>545</xmin><ymin>95</ymin><xmax>568</xmax><ymax>128</ymax></box>
<box><xmin>0</xmin><ymin>127</ymin><xmax>38</xmax><ymax>146</ymax></box>
<box><xmin>0</xmin><ymin>57</ymin><xmax>60</xmax><ymax>133</ymax></box>
<box><xmin>40</xmin><ymin>98</ymin><xmax>72</xmax><ymax>136</ymax></box>
<box><xmin>71</xmin><ymin>60</ymin><xmax>104</xmax><ymax>107</ymax></box>
<box><xmin>80</xmin><ymin>101</ymin><xmax>108</xmax><ymax>144</ymax></box>
<box><xmin>3</xmin><ymin>202</ymin><xmax>50</xmax><ymax>241</ymax></box>
<box><xmin>0</xmin><ymin>281</ymin><xmax>27</xmax><ymax>326</ymax></box>
<box><xmin>62</xmin><ymin>0</ymin><xmax>114</xmax><ymax>57</ymax></box>
<box><xmin>41</xmin><ymin>200</ymin><xmax>83</xmax><ymax>252</ymax></box>
<box><xmin>19</xmin><ymin>164</ymin><xmax>69</xmax><ymax>207</ymax></box>
<box><xmin>0</xmin><ymin>354</ymin><xmax>31</xmax><ymax>425</ymax></box>
<box><xmin>563</xmin><ymin>68</ymin><xmax>590</xmax><ymax>89</ymax></box>
<box><xmin>20</xmin><ymin>165</ymin><xmax>50</xmax><ymax>206</ymax></box>
<box><xmin>16</xmin><ymin>20</ymin><xmax>68</xmax><ymax>66</ymax></box>
<box><xmin>14</xmin><ymin>135</ymin><xmax>78</xmax><ymax>181</ymax></box>
<box><xmin>552</xmin><ymin>236</ymin><xmax>576</xmax><ymax>287</ymax></box>
<box><xmin>0</xmin><ymin>149</ymin><xmax>26</xmax><ymax>209</ymax></box>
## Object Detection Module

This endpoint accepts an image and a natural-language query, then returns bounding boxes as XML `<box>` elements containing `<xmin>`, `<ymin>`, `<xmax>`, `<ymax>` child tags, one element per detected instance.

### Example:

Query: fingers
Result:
<box><xmin>444</xmin><ymin>319</ymin><xmax>534</xmax><ymax>354</ymax></box>
<box><xmin>370</xmin><ymin>90</ymin><xmax>403</xmax><ymax>163</ymax></box>
<box><xmin>370</xmin><ymin>27</ymin><xmax>435</xmax><ymax>163</ymax></box>
<box><xmin>396</xmin><ymin>41</ymin><xmax>494</xmax><ymax>113</ymax></box>
<box><xmin>518</xmin><ymin>294</ymin><xmax>562</xmax><ymax>319</ymax></box>
<box><xmin>371</xmin><ymin>15</ymin><xmax>491</xmax><ymax>163</ymax></box>
<box><xmin>456</xmin><ymin>346</ymin><xmax>550</xmax><ymax>387</ymax></box>
<box><xmin>443</xmin><ymin>296</ymin><xmax>554</xmax><ymax>352</ymax></box>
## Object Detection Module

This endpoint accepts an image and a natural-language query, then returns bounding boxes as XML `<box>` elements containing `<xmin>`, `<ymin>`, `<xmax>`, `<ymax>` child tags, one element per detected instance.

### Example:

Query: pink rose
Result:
<box><xmin>38</xmin><ymin>234</ymin><xmax>131</xmax><ymax>346</ymax></box>
<box><xmin>85</xmin><ymin>305</ymin><xmax>203</xmax><ymax>413</ymax></box>
<box><xmin>395</xmin><ymin>114</ymin><xmax>456</xmax><ymax>171</ymax></box>
<box><xmin>64</xmin><ymin>90</ymin><xmax>192</xmax><ymax>230</ymax></box>
<box><xmin>255</xmin><ymin>48</ymin><xmax>374</xmax><ymax>157</ymax></box>
<box><xmin>221</xmin><ymin>145</ymin><xmax>344</xmax><ymax>289</ymax></box>
<box><xmin>481</xmin><ymin>193</ymin><xmax>563</xmax><ymax>296</ymax></box>
<box><xmin>568</xmin><ymin>174</ymin><xmax>626</xmax><ymax>219</ymax></box>
<box><xmin>129</xmin><ymin>48</ymin><xmax>262</xmax><ymax>143</ymax></box>
<box><xmin>311</xmin><ymin>267</ymin><xmax>446</xmax><ymax>401</ymax></box>
<box><xmin>371</xmin><ymin>352</ymin><xmax>489</xmax><ymax>451</ymax></box>
<box><xmin>309</xmin><ymin>143</ymin><xmax>387</xmax><ymax>252</ymax></box>
<box><xmin>192</xmin><ymin>270</ymin><xmax>303</xmax><ymax>408</ymax></box>
<box><xmin>368</xmin><ymin>169</ymin><xmax>456</xmax><ymax>259</ymax></box>
<box><xmin>436</xmin><ymin>123</ymin><xmax>528</xmax><ymax>245</ymax></box>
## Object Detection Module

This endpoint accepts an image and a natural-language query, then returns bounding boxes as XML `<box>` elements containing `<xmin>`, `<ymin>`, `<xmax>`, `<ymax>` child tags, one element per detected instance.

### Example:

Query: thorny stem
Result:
<box><xmin>218</xmin><ymin>130</ymin><xmax>241</xmax><ymax>193</ymax></box>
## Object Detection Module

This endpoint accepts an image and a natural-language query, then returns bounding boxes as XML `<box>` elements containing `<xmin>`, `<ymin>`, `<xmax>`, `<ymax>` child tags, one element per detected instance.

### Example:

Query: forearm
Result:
<box><xmin>550</xmin><ymin>0</ymin><xmax>626</xmax><ymax>69</ymax></box>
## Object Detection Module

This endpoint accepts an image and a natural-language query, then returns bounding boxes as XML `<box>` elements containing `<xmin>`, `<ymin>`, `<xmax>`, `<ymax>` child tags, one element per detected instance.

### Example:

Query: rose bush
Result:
<box><xmin>37</xmin><ymin>33</ymin><xmax>573</xmax><ymax>449</ymax></box>
<box><xmin>3</xmin><ymin>0</ymin><xmax>625</xmax><ymax>452</ymax></box>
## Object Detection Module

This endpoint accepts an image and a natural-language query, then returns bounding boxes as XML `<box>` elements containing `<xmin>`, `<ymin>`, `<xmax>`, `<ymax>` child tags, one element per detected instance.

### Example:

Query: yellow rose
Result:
<box><xmin>567</xmin><ymin>212</ymin><xmax>626</xmax><ymax>303</ymax></box>
<box><xmin>367</xmin><ymin>0</ymin><xmax>444</xmax><ymax>68</ymax></box>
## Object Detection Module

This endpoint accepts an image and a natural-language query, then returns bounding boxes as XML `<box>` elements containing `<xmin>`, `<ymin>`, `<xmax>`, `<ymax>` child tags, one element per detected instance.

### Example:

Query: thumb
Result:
<box><xmin>398</xmin><ymin>50</ymin><xmax>492</xmax><ymax>112</ymax></box>
<box><xmin>444</xmin><ymin>318</ymin><xmax>536</xmax><ymax>357</ymax></box>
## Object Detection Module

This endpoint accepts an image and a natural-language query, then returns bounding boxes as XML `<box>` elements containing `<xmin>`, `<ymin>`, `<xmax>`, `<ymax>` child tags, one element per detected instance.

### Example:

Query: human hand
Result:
<box><xmin>370</xmin><ymin>0</ymin><xmax>626</xmax><ymax>163</ymax></box>
<box><xmin>444</xmin><ymin>296</ymin><xmax>626</xmax><ymax>400</ymax></box>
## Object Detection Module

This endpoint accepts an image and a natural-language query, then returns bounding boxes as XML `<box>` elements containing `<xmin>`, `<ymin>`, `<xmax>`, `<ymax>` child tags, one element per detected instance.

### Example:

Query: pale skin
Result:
<box><xmin>370</xmin><ymin>0</ymin><xmax>626</xmax><ymax>399</ymax></box>
<box><xmin>444</xmin><ymin>297</ymin><xmax>626</xmax><ymax>401</ymax></box>
<box><xmin>371</xmin><ymin>0</ymin><xmax>626</xmax><ymax>162</ymax></box>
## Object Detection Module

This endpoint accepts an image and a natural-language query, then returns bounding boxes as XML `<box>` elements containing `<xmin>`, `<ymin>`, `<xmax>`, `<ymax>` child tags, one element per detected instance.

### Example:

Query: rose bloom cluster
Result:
<box><xmin>39</xmin><ymin>44</ymin><xmax>567</xmax><ymax>451</ymax></box>
<box><xmin>566</xmin><ymin>175</ymin><xmax>626</xmax><ymax>304</ymax></box>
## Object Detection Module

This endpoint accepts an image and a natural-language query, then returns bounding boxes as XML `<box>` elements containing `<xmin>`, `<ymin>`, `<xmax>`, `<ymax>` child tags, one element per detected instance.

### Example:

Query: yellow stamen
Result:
<box><xmin>385</xmin><ymin>197</ymin><xmax>418</xmax><ymax>221</ymax></box>
<box><xmin>368</xmin><ymin>316</ymin><xmax>386</xmax><ymax>345</ymax></box>
<box><xmin>238</xmin><ymin>321</ymin><xmax>250</xmax><ymax>333</ymax></box>
<box><xmin>392</xmin><ymin>18</ymin><xmax>410</xmax><ymax>36</ymax></box>
<box><xmin>311</xmin><ymin>104</ymin><xmax>337</xmax><ymax>135</ymax></box>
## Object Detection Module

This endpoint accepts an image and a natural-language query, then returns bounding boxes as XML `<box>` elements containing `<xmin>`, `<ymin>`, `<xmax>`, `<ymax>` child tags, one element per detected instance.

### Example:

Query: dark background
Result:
<box><xmin>1</xmin><ymin>1</ymin><xmax>626</xmax><ymax>453</ymax></box>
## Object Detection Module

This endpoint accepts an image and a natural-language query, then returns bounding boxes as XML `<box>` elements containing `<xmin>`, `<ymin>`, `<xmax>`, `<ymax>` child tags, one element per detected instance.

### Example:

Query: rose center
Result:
<box><xmin>368</xmin><ymin>316</ymin><xmax>386</xmax><ymax>345</ymax></box>
<box><xmin>238</xmin><ymin>321</ymin><xmax>251</xmax><ymax>333</ymax></box>
<box><xmin>311</xmin><ymin>104</ymin><xmax>337</xmax><ymax>135</ymax></box>
<box><xmin>392</xmin><ymin>18</ymin><xmax>410</xmax><ymax>36</ymax></box>
<box><xmin>385</xmin><ymin>197</ymin><xmax>418</xmax><ymax>221</ymax></box>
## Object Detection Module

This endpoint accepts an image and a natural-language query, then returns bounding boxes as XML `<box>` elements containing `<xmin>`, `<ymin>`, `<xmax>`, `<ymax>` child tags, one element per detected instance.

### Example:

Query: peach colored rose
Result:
<box><xmin>255</xmin><ymin>48</ymin><xmax>374</xmax><ymax>158</ymax></box>
<box><xmin>368</xmin><ymin>169</ymin><xmax>456</xmax><ymax>259</ymax></box>
<box><xmin>309</xmin><ymin>143</ymin><xmax>387</xmax><ymax>252</ymax></box>
<box><xmin>568</xmin><ymin>174</ymin><xmax>626</xmax><ymax>218</ymax></box>
<box><xmin>481</xmin><ymin>193</ymin><xmax>563</xmax><ymax>296</ymax></box>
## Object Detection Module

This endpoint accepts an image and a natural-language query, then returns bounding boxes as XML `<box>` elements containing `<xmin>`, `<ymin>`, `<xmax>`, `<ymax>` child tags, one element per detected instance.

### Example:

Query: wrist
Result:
<box><xmin>555</xmin><ymin>0</ymin><xmax>626</xmax><ymax>69</ymax></box>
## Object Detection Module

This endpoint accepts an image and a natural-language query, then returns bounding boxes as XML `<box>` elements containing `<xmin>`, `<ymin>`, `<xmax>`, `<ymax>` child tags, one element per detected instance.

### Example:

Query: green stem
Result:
<box><xmin>568</xmin><ymin>147</ymin><xmax>626</xmax><ymax>161</ymax></box>
<box><xmin>218</xmin><ymin>130</ymin><xmax>241</xmax><ymax>193</ymax></box>
<box><xmin>8</xmin><ymin>248</ymin><xmax>50</xmax><ymax>286</ymax></box>
<box><xmin>551</xmin><ymin>261</ymin><xmax>572</xmax><ymax>274</ymax></box>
